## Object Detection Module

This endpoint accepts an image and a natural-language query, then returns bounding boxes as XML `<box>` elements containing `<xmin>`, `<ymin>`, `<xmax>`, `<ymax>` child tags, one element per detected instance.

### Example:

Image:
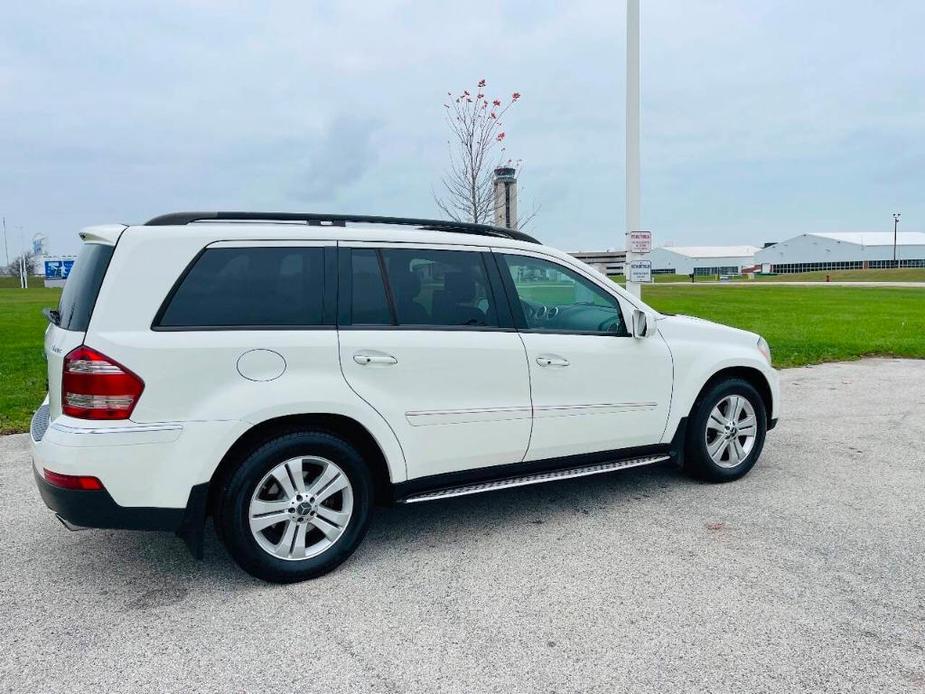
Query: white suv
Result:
<box><xmin>31</xmin><ymin>212</ymin><xmax>779</xmax><ymax>583</ymax></box>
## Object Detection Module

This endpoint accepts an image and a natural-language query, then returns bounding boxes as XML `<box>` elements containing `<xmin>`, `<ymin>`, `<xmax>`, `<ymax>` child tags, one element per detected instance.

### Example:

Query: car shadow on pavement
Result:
<box><xmin>359</xmin><ymin>461</ymin><xmax>689</xmax><ymax>561</ymax></box>
<box><xmin>48</xmin><ymin>461</ymin><xmax>693</xmax><ymax>591</ymax></box>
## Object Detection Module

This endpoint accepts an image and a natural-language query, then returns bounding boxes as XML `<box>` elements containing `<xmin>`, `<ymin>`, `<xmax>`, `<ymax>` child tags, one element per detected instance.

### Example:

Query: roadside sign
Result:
<box><xmin>629</xmin><ymin>230</ymin><xmax>652</xmax><ymax>254</ymax></box>
<box><xmin>628</xmin><ymin>259</ymin><xmax>652</xmax><ymax>283</ymax></box>
<box><xmin>44</xmin><ymin>259</ymin><xmax>75</xmax><ymax>279</ymax></box>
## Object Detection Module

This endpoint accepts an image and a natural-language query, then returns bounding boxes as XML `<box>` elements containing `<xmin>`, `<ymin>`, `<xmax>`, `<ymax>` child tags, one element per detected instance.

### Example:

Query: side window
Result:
<box><xmin>380</xmin><ymin>249</ymin><xmax>498</xmax><ymax>328</ymax></box>
<box><xmin>157</xmin><ymin>247</ymin><xmax>325</xmax><ymax>328</ymax></box>
<box><xmin>500</xmin><ymin>254</ymin><xmax>629</xmax><ymax>336</ymax></box>
<box><xmin>350</xmin><ymin>249</ymin><xmax>393</xmax><ymax>325</ymax></box>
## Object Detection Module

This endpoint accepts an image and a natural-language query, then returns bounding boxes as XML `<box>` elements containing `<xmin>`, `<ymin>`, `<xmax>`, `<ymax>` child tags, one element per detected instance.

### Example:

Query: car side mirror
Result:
<box><xmin>632</xmin><ymin>309</ymin><xmax>650</xmax><ymax>338</ymax></box>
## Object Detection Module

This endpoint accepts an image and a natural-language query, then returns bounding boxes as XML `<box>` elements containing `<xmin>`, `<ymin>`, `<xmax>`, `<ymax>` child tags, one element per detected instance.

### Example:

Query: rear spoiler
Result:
<box><xmin>78</xmin><ymin>224</ymin><xmax>127</xmax><ymax>246</ymax></box>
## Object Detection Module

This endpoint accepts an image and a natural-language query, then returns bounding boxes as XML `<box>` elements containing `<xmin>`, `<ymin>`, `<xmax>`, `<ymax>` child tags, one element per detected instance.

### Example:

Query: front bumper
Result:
<box><xmin>33</xmin><ymin>467</ymin><xmax>185</xmax><ymax>531</ymax></box>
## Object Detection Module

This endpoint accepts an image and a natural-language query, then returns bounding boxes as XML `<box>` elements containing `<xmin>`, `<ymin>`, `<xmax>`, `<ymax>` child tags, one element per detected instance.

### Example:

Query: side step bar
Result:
<box><xmin>398</xmin><ymin>454</ymin><xmax>670</xmax><ymax>504</ymax></box>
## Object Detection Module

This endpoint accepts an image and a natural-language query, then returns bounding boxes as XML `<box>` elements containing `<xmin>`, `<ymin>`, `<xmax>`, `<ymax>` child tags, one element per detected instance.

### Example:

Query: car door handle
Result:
<box><xmin>353</xmin><ymin>351</ymin><xmax>398</xmax><ymax>366</ymax></box>
<box><xmin>536</xmin><ymin>354</ymin><xmax>570</xmax><ymax>367</ymax></box>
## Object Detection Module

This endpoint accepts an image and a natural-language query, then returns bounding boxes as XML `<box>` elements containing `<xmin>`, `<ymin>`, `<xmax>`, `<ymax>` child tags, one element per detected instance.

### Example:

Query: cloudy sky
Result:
<box><xmin>1</xmin><ymin>1</ymin><xmax>923</xmax><ymax>256</ymax></box>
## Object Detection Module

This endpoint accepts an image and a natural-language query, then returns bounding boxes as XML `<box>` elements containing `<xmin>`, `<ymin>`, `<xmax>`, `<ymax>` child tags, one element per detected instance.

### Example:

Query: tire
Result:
<box><xmin>218</xmin><ymin>430</ymin><xmax>373</xmax><ymax>583</ymax></box>
<box><xmin>683</xmin><ymin>378</ymin><xmax>767</xmax><ymax>483</ymax></box>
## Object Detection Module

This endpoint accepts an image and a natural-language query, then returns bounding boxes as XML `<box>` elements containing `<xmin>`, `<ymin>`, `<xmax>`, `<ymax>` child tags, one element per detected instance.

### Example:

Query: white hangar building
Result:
<box><xmin>569</xmin><ymin>250</ymin><xmax>627</xmax><ymax>275</ymax></box>
<box><xmin>755</xmin><ymin>232</ymin><xmax>925</xmax><ymax>273</ymax></box>
<box><xmin>648</xmin><ymin>245</ymin><xmax>760</xmax><ymax>276</ymax></box>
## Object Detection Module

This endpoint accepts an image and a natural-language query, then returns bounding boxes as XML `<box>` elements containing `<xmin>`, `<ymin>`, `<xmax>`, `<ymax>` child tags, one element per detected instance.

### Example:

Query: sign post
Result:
<box><xmin>625</xmin><ymin>0</ymin><xmax>641</xmax><ymax>297</ymax></box>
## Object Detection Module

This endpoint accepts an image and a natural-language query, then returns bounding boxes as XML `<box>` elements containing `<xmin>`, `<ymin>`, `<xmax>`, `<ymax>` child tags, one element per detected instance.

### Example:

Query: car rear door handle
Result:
<box><xmin>536</xmin><ymin>354</ymin><xmax>570</xmax><ymax>367</ymax></box>
<box><xmin>353</xmin><ymin>351</ymin><xmax>398</xmax><ymax>366</ymax></box>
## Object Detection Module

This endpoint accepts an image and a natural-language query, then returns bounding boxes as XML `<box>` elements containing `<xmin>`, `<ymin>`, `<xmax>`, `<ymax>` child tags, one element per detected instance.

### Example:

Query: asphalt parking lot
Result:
<box><xmin>1</xmin><ymin>358</ymin><xmax>923</xmax><ymax>693</ymax></box>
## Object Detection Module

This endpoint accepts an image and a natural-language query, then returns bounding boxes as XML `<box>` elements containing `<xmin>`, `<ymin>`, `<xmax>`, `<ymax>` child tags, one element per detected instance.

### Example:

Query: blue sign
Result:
<box><xmin>44</xmin><ymin>259</ymin><xmax>75</xmax><ymax>280</ymax></box>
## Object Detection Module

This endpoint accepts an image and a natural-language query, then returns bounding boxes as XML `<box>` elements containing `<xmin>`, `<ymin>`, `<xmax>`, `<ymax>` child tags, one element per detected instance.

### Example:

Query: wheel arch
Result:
<box><xmin>208</xmin><ymin>413</ymin><xmax>395</xmax><ymax>513</ymax></box>
<box><xmin>691</xmin><ymin>366</ymin><xmax>773</xmax><ymax>419</ymax></box>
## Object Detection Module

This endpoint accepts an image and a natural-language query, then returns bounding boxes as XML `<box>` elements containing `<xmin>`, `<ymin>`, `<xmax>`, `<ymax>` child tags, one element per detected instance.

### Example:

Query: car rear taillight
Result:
<box><xmin>62</xmin><ymin>346</ymin><xmax>144</xmax><ymax>420</ymax></box>
<box><xmin>43</xmin><ymin>468</ymin><xmax>104</xmax><ymax>491</ymax></box>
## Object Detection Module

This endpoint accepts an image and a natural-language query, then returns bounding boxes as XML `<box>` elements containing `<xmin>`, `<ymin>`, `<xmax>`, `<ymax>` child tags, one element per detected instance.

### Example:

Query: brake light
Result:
<box><xmin>43</xmin><ymin>469</ymin><xmax>104</xmax><ymax>491</ymax></box>
<box><xmin>62</xmin><ymin>346</ymin><xmax>144</xmax><ymax>420</ymax></box>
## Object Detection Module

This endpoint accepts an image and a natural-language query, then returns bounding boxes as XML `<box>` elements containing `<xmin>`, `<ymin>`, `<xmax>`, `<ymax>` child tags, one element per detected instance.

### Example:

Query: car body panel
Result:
<box><xmin>31</xmin><ymin>220</ymin><xmax>780</xmax><ymax>523</ymax></box>
<box><xmin>656</xmin><ymin>314</ymin><xmax>780</xmax><ymax>441</ymax></box>
<box><xmin>339</xmin><ymin>327</ymin><xmax>532</xmax><ymax>477</ymax></box>
<box><xmin>518</xmin><ymin>330</ymin><xmax>674</xmax><ymax>459</ymax></box>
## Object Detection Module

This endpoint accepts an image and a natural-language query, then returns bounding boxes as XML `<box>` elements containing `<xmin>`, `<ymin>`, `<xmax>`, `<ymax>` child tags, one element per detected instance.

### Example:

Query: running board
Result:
<box><xmin>398</xmin><ymin>454</ymin><xmax>670</xmax><ymax>504</ymax></box>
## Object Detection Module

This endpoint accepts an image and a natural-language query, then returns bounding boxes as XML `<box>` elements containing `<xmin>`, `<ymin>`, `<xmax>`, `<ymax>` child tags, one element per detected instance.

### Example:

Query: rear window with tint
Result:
<box><xmin>57</xmin><ymin>243</ymin><xmax>115</xmax><ymax>332</ymax></box>
<box><xmin>156</xmin><ymin>247</ymin><xmax>326</xmax><ymax>328</ymax></box>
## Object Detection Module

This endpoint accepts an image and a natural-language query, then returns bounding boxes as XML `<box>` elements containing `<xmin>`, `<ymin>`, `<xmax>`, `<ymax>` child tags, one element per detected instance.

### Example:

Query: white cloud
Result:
<box><xmin>0</xmin><ymin>0</ymin><xmax>922</xmax><ymax>255</ymax></box>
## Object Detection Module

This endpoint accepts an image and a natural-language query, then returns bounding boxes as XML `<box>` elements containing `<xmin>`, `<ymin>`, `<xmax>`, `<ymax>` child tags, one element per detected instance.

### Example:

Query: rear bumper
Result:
<box><xmin>33</xmin><ymin>467</ymin><xmax>185</xmax><ymax>531</ymax></box>
<box><xmin>29</xmin><ymin>399</ymin><xmax>245</xmax><ymax>508</ymax></box>
<box><xmin>29</xmin><ymin>400</ymin><xmax>233</xmax><ymax>556</ymax></box>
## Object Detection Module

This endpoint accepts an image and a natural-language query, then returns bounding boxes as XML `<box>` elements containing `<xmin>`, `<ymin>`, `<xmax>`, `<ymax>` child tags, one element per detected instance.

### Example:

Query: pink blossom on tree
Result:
<box><xmin>434</xmin><ymin>79</ymin><xmax>537</xmax><ymax>227</ymax></box>
<box><xmin>436</xmin><ymin>79</ymin><xmax>526</xmax><ymax>225</ymax></box>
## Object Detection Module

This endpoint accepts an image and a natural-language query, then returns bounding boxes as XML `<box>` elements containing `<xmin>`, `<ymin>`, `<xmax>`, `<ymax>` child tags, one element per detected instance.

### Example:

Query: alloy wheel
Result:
<box><xmin>704</xmin><ymin>395</ymin><xmax>758</xmax><ymax>468</ymax></box>
<box><xmin>248</xmin><ymin>456</ymin><xmax>354</xmax><ymax>561</ymax></box>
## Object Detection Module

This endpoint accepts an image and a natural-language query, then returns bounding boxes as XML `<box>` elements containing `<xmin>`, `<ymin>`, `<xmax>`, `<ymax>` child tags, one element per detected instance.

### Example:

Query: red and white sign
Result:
<box><xmin>629</xmin><ymin>230</ymin><xmax>652</xmax><ymax>254</ymax></box>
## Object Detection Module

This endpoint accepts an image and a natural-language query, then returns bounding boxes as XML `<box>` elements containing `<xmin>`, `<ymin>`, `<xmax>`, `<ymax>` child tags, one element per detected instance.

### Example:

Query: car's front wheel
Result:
<box><xmin>684</xmin><ymin>378</ymin><xmax>767</xmax><ymax>482</ymax></box>
<box><xmin>218</xmin><ymin>431</ymin><xmax>372</xmax><ymax>583</ymax></box>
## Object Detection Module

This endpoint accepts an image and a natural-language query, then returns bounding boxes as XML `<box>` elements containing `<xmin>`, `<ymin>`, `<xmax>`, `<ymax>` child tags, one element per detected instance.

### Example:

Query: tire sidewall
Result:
<box><xmin>221</xmin><ymin>431</ymin><xmax>372</xmax><ymax>583</ymax></box>
<box><xmin>687</xmin><ymin>379</ymin><xmax>767</xmax><ymax>482</ymax></box>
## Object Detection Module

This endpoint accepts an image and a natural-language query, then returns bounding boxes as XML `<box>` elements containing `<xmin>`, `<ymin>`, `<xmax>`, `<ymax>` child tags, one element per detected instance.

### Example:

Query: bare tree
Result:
<box><xmin>3</xmin><ymin>250</ymin><xmax>35</xmax><ymax>277</ymax></box>
<box><xmin>435</xmin><ymin>80</ymin><xmax>523</xmax><ymax>225</ymax></box>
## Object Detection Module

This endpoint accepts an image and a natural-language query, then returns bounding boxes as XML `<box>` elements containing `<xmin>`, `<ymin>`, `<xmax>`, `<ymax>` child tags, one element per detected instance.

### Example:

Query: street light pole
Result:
<box><xmin>892</xmin><ymin>213</ymin><xmax>901</xmax><ymax>268</ymax></box>
<box><xmin>625</xmin><ymin>0</ymin><xmax>641</xmax><ymax>298</ymax></box>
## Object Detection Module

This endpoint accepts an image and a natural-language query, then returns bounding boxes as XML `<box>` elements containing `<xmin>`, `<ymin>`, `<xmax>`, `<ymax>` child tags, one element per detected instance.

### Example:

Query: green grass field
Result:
<box><xmin>751</xmin><ymin>267</ymin><xmax>925</xmax><ymax>282</ymax></box>
<box><xmin>0</xmin><ymin>286</ymin><xmax>61</xmax><ymax>434</ymax></box>
<box><xmin>641</xmin><ymin>284</ymin><xmax>925</xmax><ymax>368</ymax></box>
<box><xmin>0</xmin><ymin>276</ymin><xmax>44</xmax><ymax>289</ymax></box>
<box><xmin>0</xmin><ymin>282</ymin><xmax>923</xmax><ymax>433</ymax></box>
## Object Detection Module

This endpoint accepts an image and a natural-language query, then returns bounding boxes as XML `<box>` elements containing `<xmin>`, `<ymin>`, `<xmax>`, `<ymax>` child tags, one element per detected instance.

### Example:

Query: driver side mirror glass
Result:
<box><xmin>632</xmin><ymin>309</ymin><xmax>649</xmax><ymax>338</ymax></box>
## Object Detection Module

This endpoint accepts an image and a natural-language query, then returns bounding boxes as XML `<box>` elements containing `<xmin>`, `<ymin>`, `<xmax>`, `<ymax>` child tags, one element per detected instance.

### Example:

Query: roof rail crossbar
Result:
<box><xmin>144</xmin><ymin>211</ymin><xmax>540</xmax><ymax>244</ymax></box>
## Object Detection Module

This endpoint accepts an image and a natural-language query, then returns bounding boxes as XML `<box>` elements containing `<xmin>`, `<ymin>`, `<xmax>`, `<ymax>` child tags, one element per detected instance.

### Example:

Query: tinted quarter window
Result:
<box><xmin>57</xmin><ymin>243</ymin><xmax>115</xmax><ymax>332</ymax></box>
<box><xmin>158</xmin><ymin>247</ymin><xmax>325</xmax><ymax>328</ymax></box>
<box><xmin>500</xmin><ymin>254</ymin><xmax>628</xmax><ymax>336</ymax></box>
<box><xmin>380</xmin><ymin>249</ymin><xmax>498</xmax><ymax>328</ymax></box>
<box><xmin>350</xmin><ymin>249</ymin><xmax>393</xmax><ymax>325</ymax></box>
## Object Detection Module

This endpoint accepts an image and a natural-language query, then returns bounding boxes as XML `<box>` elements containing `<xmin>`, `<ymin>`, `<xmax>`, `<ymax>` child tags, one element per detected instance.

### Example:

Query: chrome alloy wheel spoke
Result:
<box><xmin>707</xmin><ymin>408</ymin><xmax>727</xmax><ymax>432</ymax></box>
<box><xmin>707</xmin><ymin>434</ymin><xmax>729</xmax><ymax>460</ymax></box>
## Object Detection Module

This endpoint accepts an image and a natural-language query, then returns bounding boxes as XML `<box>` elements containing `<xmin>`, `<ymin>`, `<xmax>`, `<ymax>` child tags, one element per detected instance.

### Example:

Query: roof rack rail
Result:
<box><xmin>144</xmin><ymin>211</ymin><xmax>540</xmax><ymax>244</ymax></box>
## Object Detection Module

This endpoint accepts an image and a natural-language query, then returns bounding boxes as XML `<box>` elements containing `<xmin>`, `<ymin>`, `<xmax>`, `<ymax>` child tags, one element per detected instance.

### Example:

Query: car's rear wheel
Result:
<box><xmin>684</xmin><ymin>378</ymin><xmax>767</xmax><ymax>482</ymax></box>
<box><xmin>219</xmin><ymin>431</ymin><xmax>372</xmax><ymax>583</ymax></box>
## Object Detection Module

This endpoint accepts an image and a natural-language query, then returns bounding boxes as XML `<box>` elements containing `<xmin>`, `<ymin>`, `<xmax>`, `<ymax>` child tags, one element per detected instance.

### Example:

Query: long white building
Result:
<box><xmin>755</xmin><ymin>232</ymin><xmax>925</xmax><ymax>273</ymax></box>
<box><xmin>569</xmin><ymin>250</ymin><xmax>626</xmax><ymax>275</ymax></box>
<box><xmin>648</xmin><ymin>245</ymin><xmax>760</xmax><ymax>276</ymax></box>
<box><xmin>570</xmin><ymin>231</ymin><xmax>925</xmax><ymax>278</ymax></box>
